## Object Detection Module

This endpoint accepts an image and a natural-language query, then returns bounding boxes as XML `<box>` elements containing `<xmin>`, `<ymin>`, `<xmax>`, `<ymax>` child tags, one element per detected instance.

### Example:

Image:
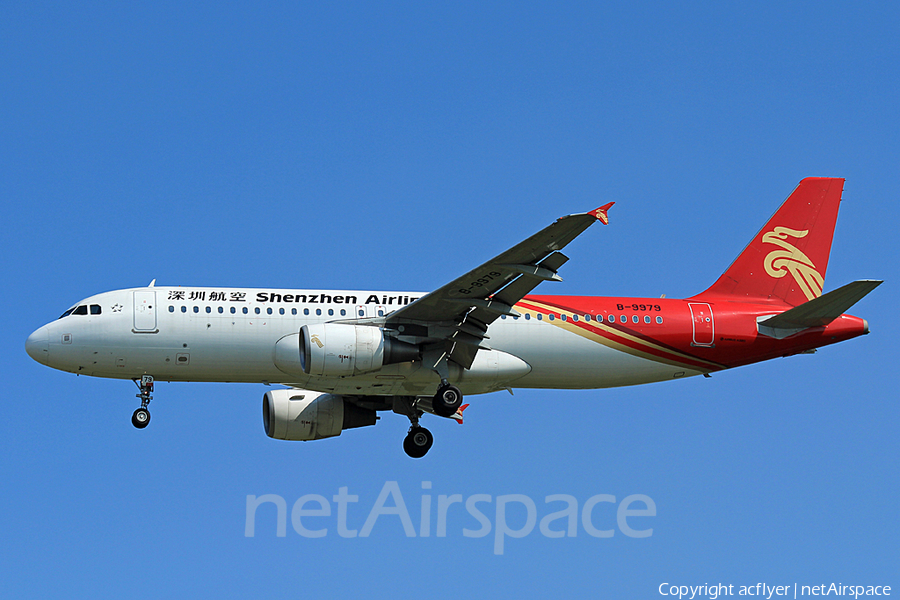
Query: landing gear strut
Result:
<box><xmin>394</xmin><ymin>396</ymin><xmax>434</xmax><ymax>458</ymax></box>
<box><xmin>132</xmin><ymin>375</ymin><xmax>153</xmax><ymax>429</ymax></box>
<box><xmin>422</xmin><ymin>349</ymin><xmax>464</xmax><ymax>419</ymax></box>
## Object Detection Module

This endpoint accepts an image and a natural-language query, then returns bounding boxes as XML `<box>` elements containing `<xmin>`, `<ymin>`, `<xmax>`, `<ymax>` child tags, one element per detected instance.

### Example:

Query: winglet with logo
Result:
<box><xmin>453</xmin><ymin>403</ymin><xmax>469</xmax><ymax>424</ymax></box>
<box><xmin>589</xmin><ymin>202</ymin><xmax>615</xmax><ymax>225</ymax></box>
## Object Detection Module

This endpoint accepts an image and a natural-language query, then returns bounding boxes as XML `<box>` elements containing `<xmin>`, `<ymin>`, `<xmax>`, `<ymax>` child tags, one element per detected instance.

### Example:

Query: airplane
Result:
<box><xmin>25</xmin><ymin>177</ymin><xmax>881</xmax><ymax>458</ymax></box>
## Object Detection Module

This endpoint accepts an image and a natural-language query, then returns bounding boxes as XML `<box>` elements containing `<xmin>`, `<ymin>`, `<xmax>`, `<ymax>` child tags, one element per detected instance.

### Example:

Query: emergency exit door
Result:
<box><xmin>688</xmin><ymin>302</ymin><xmax>714</xmax><ymax>347</ymax></box>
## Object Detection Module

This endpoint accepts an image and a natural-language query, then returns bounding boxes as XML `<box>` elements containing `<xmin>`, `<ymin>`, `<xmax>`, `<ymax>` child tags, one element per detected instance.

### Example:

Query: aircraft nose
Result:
<box><xmin>26</xmin><ymin>326</ymin><xmax>49</xmax><ymax>365</ymax></box>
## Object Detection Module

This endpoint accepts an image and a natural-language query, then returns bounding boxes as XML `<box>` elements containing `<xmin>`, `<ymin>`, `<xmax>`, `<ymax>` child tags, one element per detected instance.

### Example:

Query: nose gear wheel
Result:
<box><xmin>132</xmin><ymin>375</ymin><xmax>154</xmax><ymax>429</ymax></box>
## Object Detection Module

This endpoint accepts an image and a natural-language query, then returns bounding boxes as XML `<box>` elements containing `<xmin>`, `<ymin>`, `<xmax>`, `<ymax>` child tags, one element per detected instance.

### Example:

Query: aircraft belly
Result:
<box><xmin>487</xmin><ymin>320</ymin><xmax>701</xmax><ymax>389</ymax></box>
<box><xmin>303</xmin><ymin>349</ymin><xmax>532</xmax><ymax>397</ymax></box>
<box><xmin>94</xmin><ymin>317</ymin><xmax>290</xmax><ymax>383</ymax></box>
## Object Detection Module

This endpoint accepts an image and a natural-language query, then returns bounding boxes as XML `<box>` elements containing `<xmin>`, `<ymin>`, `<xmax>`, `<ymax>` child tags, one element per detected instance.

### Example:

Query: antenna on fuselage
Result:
<box><xmin>148</xmin><ymin>279</ymin><xmax>156</xmax><ymax>287</ymax></box>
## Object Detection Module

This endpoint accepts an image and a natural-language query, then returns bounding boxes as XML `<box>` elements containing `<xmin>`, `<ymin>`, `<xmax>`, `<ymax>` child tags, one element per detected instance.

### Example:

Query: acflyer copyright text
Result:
<box><xmin>659</xmin><ymin>583</ymin><xmax>891</xmax><ymax>600</ymax></box>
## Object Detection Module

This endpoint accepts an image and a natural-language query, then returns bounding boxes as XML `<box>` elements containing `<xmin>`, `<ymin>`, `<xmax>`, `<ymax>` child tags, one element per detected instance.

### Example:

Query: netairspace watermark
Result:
<box><xmin>659</xmin><ymin>583</ymin><xmax>892</xmax><ymax>600</ymax></box>
<box><xmin>244</xmin><ymin>480</ymin><xmax>656</xmax><ymax>555</ymax></box>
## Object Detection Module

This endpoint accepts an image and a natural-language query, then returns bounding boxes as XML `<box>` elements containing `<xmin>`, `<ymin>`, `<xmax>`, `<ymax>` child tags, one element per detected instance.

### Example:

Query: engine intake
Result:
<box><xmin>262</xmin><ymin>389</ymin><xmax>377</xmax><ymax>441</ymax></box>
<box><xmin>298</xmin><ymin>323</ymin><xmax>418</xmax><ymax>377</ymax></box>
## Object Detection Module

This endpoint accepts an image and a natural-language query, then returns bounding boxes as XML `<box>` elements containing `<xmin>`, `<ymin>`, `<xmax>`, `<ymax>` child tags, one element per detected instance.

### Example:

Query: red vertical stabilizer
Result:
<box><xmin>694</xmin><ymin>177</ymin><xmax>844</xmax><ymax>306</ymax></box>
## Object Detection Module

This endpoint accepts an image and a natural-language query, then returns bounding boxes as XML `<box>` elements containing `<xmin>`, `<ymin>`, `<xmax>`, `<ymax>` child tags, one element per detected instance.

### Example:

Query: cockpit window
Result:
<box><xmin>59</xmin><ymin>307</ymin><xmax>76</xmax><ymax>319</ymax></box>
<box><xmin>90</xmin><ymin>305</ymin><xmax>101</xmax><ymax>315</ymax></box>
<box><xmin>72</xmin><ymin>305</ymin><xmax>88</xmax><ymax>315</ymax></box>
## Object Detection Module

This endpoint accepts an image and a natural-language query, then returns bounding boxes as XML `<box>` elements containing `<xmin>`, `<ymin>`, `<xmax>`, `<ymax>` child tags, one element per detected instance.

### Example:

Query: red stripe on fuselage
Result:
<box><xmin>520</xmin><ymin>294</ymin><xmax>870</xmax><ymax>371</ymax></box>
<box><xmin>516</xmin><ymin>297</ymin><xmax>726</xmax><ymax>372</ymax></box>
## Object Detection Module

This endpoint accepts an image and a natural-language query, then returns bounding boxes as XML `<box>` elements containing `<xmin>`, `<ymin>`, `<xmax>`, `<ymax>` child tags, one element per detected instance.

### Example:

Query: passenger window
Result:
<box><xmin>181</xmin><ymin>306</ymin><xmax>187</xmax><ymax>313</ymax></box>
<box><xmin>316</xmin><ymin>309</ymin><xmax>322</xmax><ymax>316</ymax></box>
<box><xmin>340</xmin><ymin>309</ymin><xmax>346</xmax><ymax>316</ymax></box>
<box><xmin>608</xmin><ymin>315</ymin><xmax>615</xmax><ymax>323</ymax></box>
<box><xmin>620</xmin><ymin>315</ymin><xmax>626</xmax><ymax>323</ymax></box>
<box><xmin>255</xmin><ymin>308</ymin><xmax>261</xmax><ymax>315</ymax></box>
<box><xmin>193</xmin><ymin>306</ymin><xmax>199</xmax><ymax>313</ymax></box>
<box><xmin>358</xmin><ymin>309</ymin><xmax>364</xmax><ymax>317</ymax></box>
<box><xmin>548</xmin><ymin>314</ymin><xmax>555</xmax><ymax>321</ymax></box>
<box><xmin>168</xmin><ymin>306</ymin><xmax>175</xmax><ymax>313</ymax></box>
<box><xmin>560</xmin><ymin>314</ymin><xmax>567</xmax><ymax>321</ymax></box>
<box><xmin>328</xmin><ymin>309</ymin><xmax>334</xmax><ymax>316</ymax></box>
<box><xmin>73</xmin><ymin>305</ymin><xmax>88</xmax><ymax>315</ymax></box>
<box><xmin>206</xmin><ymin>306</ymin><xmax>212</xmax><ymax>313</ymax></box>
<box><xmin>656</xmin><ymin>316</ymin><xmax>663</xmax><ymax>324</ymax></box>
<box><xmin>632</xmin><ymin>315</ymin><xmax>639</xmax><ymax>323</ymax></box>
<box><xmin>377</xmin><ymin>310</ymin><xmax>384</xmax><ymax>317</ymax></box>
<box><xmin>644</xmin><ymin>315</ymin><xmax>651</xmax><ymax>324</ymax></box>
<box><xmin>231</xmin><ymin>307</ymin><xmax>236</xmax><ymax>314</ymax></box>
<box><xmin>218</xmin><ymin>307</ymin><xmax>224</xmax><ymax>314</ymax></box>
<box><xmin>279</xmin><ymin>308</ymin><xmax>285</xmax><ymax>315</ymax></box>
<box><xmin>291</xmin><ymin>308</ymin><xmax>297</xmax><ymax>315</ymax></box>
<box><xmin>571</xmin><ymin>314</ymin><xmax>578</xmax><ymax>322</ymax></box>
<box><xmin>584</xmin><ymin>314</ymin><xmax>591</xmax><ymax>321</ymax></box>
<box><xmin>304</xmin><ymin>308</ymin><xmax>310</xmax><ymax>315</ymax></box>
<box><xmin>525</xmin><ymin>314</ymin><xmax>531</xmax><ymax>320</ymax></box>
<box><xmin>90</xmin><ymin>305</ymin><xmax>101</xmax><ymax>315</ymax></box>
<box><xmin>267</xmin><ymin>308</ymin><xmax>272</xmax><ymax>315</ymax></box>
<box><xmin>537</xmin><ymin>313</ymin><xmax>543</xmax><ymax>321</ymax></box>
<box><xmin>243</xmin><ymin>307</ymin><xmax>249</xmax><ymax>314</ymax></box>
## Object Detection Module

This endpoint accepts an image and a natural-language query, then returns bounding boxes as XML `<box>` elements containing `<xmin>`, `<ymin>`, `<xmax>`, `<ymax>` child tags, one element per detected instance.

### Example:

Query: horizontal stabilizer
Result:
<box><xmin>759</xmin><ymin>280</ymin><xmax>882</xmax><ymax>332</ymax></box>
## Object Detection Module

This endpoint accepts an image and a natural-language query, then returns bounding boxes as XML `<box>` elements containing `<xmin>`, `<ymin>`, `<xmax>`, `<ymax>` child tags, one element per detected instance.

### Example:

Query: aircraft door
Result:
<box><xmin>688</xmin><ymin>302</ymin><xmax>714</xmax><ymax>347</ymax></box>
<box><xmin>133</xmin><ymin>291</ymin><xmax>158</xmax><ymax>333</ymax></box>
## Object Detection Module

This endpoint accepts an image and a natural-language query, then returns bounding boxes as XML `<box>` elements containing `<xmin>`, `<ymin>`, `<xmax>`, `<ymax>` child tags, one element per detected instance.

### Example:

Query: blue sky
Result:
<box><xmin>2</xmin><ymin>2</ymin><xmax>898</xmax><ymax>597</ymax></box>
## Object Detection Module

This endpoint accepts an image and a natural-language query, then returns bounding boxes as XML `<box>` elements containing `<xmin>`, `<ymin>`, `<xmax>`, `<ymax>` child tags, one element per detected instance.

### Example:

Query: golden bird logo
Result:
<box><xmin>762</xmin><ymin>227</ymin><xmax>825</xmax><ymax>301</ymax></box>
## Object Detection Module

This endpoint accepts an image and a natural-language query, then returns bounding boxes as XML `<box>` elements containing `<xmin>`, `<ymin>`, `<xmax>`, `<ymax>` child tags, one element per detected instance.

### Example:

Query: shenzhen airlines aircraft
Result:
<box><xmin>25</xmin><ymin>178</ymin><xmax>880</xmax><ymax>457</ymax></box>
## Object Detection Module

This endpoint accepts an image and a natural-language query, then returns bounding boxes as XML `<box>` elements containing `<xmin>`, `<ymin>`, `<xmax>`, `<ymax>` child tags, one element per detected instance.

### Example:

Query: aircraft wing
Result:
<box><xmin>383</xmin><ymin>203</ymin><xmax>614</xmax><ymax>369</ymax></box>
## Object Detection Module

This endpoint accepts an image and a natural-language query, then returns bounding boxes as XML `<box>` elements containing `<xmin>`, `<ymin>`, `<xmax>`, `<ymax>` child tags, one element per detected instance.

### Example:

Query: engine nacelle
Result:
<box><xmin>299</xmin><ymin>323</ymin><xmax>418</xmax><ymax>377</ymax></box>
<box><xmin>262</xmin><ymin>389</ymin><xmax>376</xmax><ymax>441</ymax></box>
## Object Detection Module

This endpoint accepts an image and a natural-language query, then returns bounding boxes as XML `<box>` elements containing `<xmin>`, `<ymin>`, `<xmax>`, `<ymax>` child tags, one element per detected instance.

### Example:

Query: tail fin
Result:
<box><xmin>695</xmin><ymin>177</ymin><xmax>845</xmax><ymax>306</ymax></box>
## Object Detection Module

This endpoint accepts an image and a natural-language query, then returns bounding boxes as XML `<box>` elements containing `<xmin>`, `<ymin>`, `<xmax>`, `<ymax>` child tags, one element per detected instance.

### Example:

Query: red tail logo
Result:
<box><xmin>761</xmin><ymin>226</ymin><xmax>824</xmax><ymax>301</ymax></box>
<box><xmin>695</xmin><ymin>177</ymin><xmax>843</xmax><ymax>306</ymax></box>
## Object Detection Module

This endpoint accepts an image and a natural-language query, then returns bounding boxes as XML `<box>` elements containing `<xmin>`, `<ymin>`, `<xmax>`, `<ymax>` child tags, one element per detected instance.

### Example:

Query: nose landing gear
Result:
<box><xmin>132</xmin><ymin>375</ymin><xmax>153</xmax><ymax>429</ymax></box>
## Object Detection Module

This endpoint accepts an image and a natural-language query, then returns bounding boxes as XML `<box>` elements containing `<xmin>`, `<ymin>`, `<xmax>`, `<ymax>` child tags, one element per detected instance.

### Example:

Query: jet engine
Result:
<box><xmin>298</xmin><ymin>323</ymin><xmax>418</xmax><ymax>377</ymax></box>
<box><xmin>262</xmin><ymin>389</ymin><xmax>377</xmax><ymax>441</ymax></box>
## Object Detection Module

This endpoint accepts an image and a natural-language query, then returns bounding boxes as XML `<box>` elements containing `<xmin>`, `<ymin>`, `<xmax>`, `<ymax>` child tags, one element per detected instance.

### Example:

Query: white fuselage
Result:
<box><xmin>27</xmin><ymin>286</ymin><xmax>701</xmax><ymax>397</ymax></box>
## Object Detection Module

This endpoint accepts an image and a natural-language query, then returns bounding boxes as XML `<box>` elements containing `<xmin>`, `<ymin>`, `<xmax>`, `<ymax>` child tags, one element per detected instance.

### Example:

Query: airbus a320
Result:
<box><xmin>26</xmin><ymin>178</ymin><xmax>880</xmax><ymax>457</ymax></box>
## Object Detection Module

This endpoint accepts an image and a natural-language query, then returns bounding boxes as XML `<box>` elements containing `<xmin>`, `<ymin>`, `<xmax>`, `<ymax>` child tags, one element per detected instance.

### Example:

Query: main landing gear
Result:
<box><xmin>132</xmin><ymin>375</ymin><xmax>153</xmax><ymax>429</ymax></box>
<box><xmin>394</xmin><ymin>395</ymin><xmax>435</xmax><ymax>459</ymax></box>
<box><xmin>403</xmin><ymin>426</ymin><xmax>434</xmax><ymax>459</ymax></box>
<box><xmin>432</xmin><ymin>380</ymin><xmax>462</xmax><ymax>418</ymax></box>
<box><xmin>394</xmin><ymin>381</ymin><xmax>465</xmax><ymax>459</ymax></box>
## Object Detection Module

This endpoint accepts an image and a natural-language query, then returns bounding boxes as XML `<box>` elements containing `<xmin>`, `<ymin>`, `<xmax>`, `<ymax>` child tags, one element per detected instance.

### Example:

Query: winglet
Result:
<box><xmin>589</xmin><ymin>202</ymin><xmax>615</xmax><ymax>225</ymax></box>
<box><xmin>453</xmin><ymin>403</ymin><xmax>469</xmax><ymax>424</ymax></box>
